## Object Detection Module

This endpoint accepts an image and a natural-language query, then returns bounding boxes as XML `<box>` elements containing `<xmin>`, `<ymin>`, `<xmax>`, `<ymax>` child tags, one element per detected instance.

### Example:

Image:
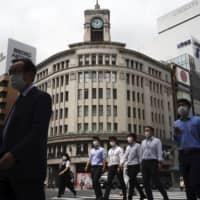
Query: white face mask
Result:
<box><xmin>145</xmin><ymin>131</ymin><xmax>151</xmax><ymax>138</ymax></box>
<box><xmin>93</xmin><ymin>141</ymin><xmax>99</xmax><ymax>147</ymax></box>
<box><xmin>178</xmin><ymin>106</ymin><xmax>189</xmax><ymax>117</ymax></box>
<box><xmin>110</xmin><ymin>141</ymin><xmax>116</xmax><ymax>147</ymax></box>
<box><xmin>62</xmin><ymin>156</ymin><xmax>67</xmax><ymax>161</ymax></box>
<box><xmin>127</xmin><ymin>137</ymin><xmax>133</xmax><ymax>144</ymax></box>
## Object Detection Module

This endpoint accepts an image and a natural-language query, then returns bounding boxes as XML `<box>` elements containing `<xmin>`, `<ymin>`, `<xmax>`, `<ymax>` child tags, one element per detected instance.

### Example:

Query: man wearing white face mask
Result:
<box><xmin>122</xmin><ymin>133</ymin><xmax>146</xmax><ymax>200</ymax></box>
<box><xmin>0</xmin><ymin>59</ymin><xmax>52</xmax><ymax>200</ymax></box>
<box><xmin>141</xmin><ymin>126</ymin><xmax>169</xmax><ymax>200</ymax></box>
<box><xmin>85</xmin><ymin>137</ymin><xmax>106</xmax><ymax>200</ymax></box>
<box><xmin>104</xmin><ymin>136</ymin><xmax>127</xmax><ymax>200</ymax></box>
<box><xmin>174</xmin><ymin>98</ymin><xmax>200</xmax><ymax>200</ymax></box>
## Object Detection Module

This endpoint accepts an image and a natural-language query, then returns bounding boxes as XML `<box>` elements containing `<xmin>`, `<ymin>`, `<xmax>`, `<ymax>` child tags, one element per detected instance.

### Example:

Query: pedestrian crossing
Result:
<box><xmin>51</xmin><ymin>191</ymin><xmax>187</xmax><ymax>200</ymax></box>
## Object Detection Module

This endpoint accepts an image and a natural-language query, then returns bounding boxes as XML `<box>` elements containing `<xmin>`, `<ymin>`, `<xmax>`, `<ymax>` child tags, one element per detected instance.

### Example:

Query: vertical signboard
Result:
<box><xmin>5</xmin><ymin>39</ymin><xmax>36</xmax><ymax>72</ymax></box>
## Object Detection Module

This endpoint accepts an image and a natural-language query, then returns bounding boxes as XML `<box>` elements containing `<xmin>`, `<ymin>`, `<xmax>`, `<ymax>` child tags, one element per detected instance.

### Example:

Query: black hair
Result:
<box><xmin>63</xmin><ymin>153</ymin><xmax>70</xmax><ymax>161</ymax></box>
<box><xmin>109</xmin><ymin>136</ymin><xmax>117</xmax><ymax>141</ymax></box>
<box><xmin>93</xmin><ymin>136</ymin><xmax>100</xmax><ymax>142</ymax></box>
<box><xmin>127</xmin><ymin>133</ymin><xmax>137</xmax><ymax>140</ymax></box>
<box><xmin>177</xmin><ymin>98</ymin><xmax>191</xmax><ymax>108</ymax></box>
<box><xmin>12</xmin><ymin>58</ymin><xmax>37</xmax><ymax>78</ymax></box>
<box><xmin>144</xmin><ymin>125</ymin><xmax>154</xmax><ymax>132</ymax></box>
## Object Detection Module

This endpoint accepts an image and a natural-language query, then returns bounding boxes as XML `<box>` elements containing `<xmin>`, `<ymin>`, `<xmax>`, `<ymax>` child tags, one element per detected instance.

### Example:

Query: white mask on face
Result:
<box><xmin>10</xmin><ymin>74</ymin><xmax>27</xmax><ymax>91</ymax></box>
<box><xmin>62</xmin><ymin>156</ymin><xmax>67</xmax><ymax>161</ymax></box>
<box><xmin>178</xmin><ymin>106</ymin><xmax>189</xmax><ymax>117</ymax></box>
<box><xmin>127</xmin><ymin>137</ymin><xmax>133</xmax><ymax>144</ymax></box>
<box><xmin>110</xmin><ymin>141</ymin><xmax>116</xmax><ymax>147</ymax></box>
<box><xmin>145</xmin><ymin>131</ymin><xmax>151</xmax><ymax>138</ymax></box>
<box><xmin>93</xmin><ymin>141</ymin><xmax>99</xmax><ymax>147</ymax></box>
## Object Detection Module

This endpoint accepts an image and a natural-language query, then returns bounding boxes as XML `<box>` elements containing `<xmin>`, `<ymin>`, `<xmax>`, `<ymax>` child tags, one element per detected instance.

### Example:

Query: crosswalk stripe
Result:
<box><xmin>51</xmin><ymin>191</ymin><xmax>187</xmax><ymax>200</ymax></box>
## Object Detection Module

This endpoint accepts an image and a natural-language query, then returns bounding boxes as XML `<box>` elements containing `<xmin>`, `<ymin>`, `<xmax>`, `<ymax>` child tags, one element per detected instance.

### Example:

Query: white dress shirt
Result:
<box><xmin>107</xmin><ymin>145</ymin><xmax>123</xmax><ymax>166</ymax></box>
<box><xmin>140</xmin><ymin>136</ymin><xmax>163</xmax><ymax>162</ymax></box>
<box><xmin>122</xmin><ymin>143</ymin><xmax>140</xmax><ymax>166</ymax></box>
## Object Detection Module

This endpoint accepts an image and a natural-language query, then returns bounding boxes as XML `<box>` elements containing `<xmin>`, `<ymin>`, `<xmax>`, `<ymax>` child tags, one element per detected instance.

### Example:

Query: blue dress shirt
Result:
<box><xmin>174</xmin><ymin>116</ymin><xmax>200</xmax><ymax>150</ymax></box>
<box><xmin>89</xmin><ymin>146</ymin><xmax>106</xmax><ymax>166</ymax></box>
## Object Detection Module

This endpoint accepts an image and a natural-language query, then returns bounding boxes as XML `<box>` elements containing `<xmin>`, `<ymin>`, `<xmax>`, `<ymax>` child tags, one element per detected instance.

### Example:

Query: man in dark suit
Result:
<box><xmin>0</xmin><ymin>58</ymin><xmax>52</xmax><ymax>200</ymax></box>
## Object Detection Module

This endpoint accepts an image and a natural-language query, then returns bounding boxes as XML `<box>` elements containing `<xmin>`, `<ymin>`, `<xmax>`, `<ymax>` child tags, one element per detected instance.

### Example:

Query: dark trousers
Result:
<box><xmin>141</xmin><ymin>160</ymin><xmax>169</xmax><ymax>200</ymax></box>
<box><xmin>91</xmin><ymin>165</ymin><xmax>103</xmax><ymax>199</ymax></box>
<box><xmin>104</xmin><ymin>165</ymin><xmax>127</xmax><ymax>200</ymax></box>
<box><xmin>179</xmin><ymin>150</ymin><xmax>200</xmax><ymax>200</ymax></box>
<box><xmin>0</xmin><ymin>176</ymin><xmax>45</xmax><ymax>200</ymax></box>
<box><xmin>58</xmin><ymin>173</ymin><xmax>76</xmax><ymax>197</ymax></box>
<box><xmin>127</xmin><ymin>164</ymin><xmax>146</xmax><ymax>200</ymax></box>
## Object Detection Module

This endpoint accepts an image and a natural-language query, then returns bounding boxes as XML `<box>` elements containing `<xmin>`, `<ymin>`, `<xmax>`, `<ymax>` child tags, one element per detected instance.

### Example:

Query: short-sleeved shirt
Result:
<box><xmin>89</xmin><ymin>146</ymin><xmax>106</xmax><ymax>166</ymax></box>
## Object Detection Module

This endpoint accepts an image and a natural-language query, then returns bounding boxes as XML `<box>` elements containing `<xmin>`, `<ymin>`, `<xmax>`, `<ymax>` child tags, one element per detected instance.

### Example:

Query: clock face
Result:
<box><xmin>91</xmin><ymin>18</ymin><xmax>103</xmax><ymax>29</ymax></box>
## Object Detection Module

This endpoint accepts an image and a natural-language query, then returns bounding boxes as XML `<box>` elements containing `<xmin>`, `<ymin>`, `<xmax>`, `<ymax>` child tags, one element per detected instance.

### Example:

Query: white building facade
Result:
<box><xmin>35</xmin><ymin>3</ymin><xmax>174</xmax><ymax>186</ymax></box>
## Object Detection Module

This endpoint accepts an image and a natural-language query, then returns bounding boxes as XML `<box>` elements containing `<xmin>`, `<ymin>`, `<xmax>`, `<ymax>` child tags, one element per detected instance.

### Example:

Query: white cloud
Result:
<box><xmin>0</xmin><ymin>0</ymin><xmax>192</xmax><ymax>74</ymax></box>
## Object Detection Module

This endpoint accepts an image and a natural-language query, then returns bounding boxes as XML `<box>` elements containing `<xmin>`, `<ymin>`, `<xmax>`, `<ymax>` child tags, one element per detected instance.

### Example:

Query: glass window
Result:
<box><xmin>65</xmin><ymin>91</ymin><xmax>68</xmax><ymax>101</ymax></box>
<box><xmin>84</xmin><ymin>123</ymin><xmax>89</xmax><ymax>132</ymax></box>
<box><xmin>99</xmin><ymin>88</ymin><xmax>103</xmax><ymax>99</ymax></box>
<box><xmin>84</xmin><ymin>106</ymin><xmax>89</xmax><ymax>117</ymax></box>
<box><xmin>60</xmin><ymin>109</ymin><xmax>63</xmax><ymax>119</ymax></box>
<box><xmin>99</xmin><ymin>123</ymin><xmax>103</xmax><ymax>131</ymax></box>
<box><xmin>112</xmin><ymin>72</ymin><xmax>117</xmax><ymax>82</ymax></box>
<box><xmin>98</xmin><ymin>54</ymin><xmax>103</xmax><ymax>65</ymax></box>
<box><xmin>65</xmin><ymin>74</ymin><xmax>69</xmax><ymax>85</ymax></box>
<box><xmin>85</xmin><ymin>55</ymin><xmax>90</xmax><ymax>65</ymax></box>
<box><xmin>65</xmin><ymin>108</ymin><xmax>68</xmax><ymax>118</ymax></box>
<box><xmin>107</xmin><ymin>105</ymin><xmax>111</xmax><ymax>116</ymax></box>
<box><xmin>78</xmin><ymin>72</ymin><xmax>83</xmax><ymax>83</ymax></box>
<box><xmin>107</xmin><ymin>123</ymin><xmax>112</xmax><ymax>132</ymax></box>
<box><xmin>92</xmin><ymin>54</ymin><xmax>96</xmax><ymax>65</ymax></box>
<box><xmin>106</xmin><ymin>72</ymin><xmax>111</xmax><ymax>82</ymax></box>
<box><xmin>78</xmin><ymin>89</ymin><xmax>83</xmax><ymax>100</ymax></box>
<box><xmin>92</xmin><ymin>105</ymin><xmax>97</xmax><ymax>116</ymax></box>
<box><xmin>127</xmin><ymin>90</ymin><xmax>130</xmax><ymax>101</ymax></box>
<box><xmin>138</xmin><ymin>108</ymin><xmax>141</xmax><ymax>119</ymax></box>
<box><xmin>78</xmin><ymin>123</ymin><xmax>82</xmax><ymax>132</ymax></box>
<box><xmin>111</xmin><ymin>55</ymin><xmax>116</xmax><ymax>65</ymax></box>
<box><xmin>133</xmin><ymin>108</ymin><xmax>136</xmax><ymax>118</ymax></box>
<box><xmin>99</xmin><ymin>105</ymin><xmax>103</xmax><ymax>116</ymax></box>
<box><xmin>128</xmin><ymin>107</ymin><xmax>131</xmax><ymax>117</ymax></box>
<box><xmin>78</xmin><ymin>106</ymin><xmax>82</xmax><ymax>117</ymax></box>
<box><xmin>92</xmin><ymin>88</ymin><xmax>97</xmax><ymax>99</ymax></box>
<box><xmin>92</xmin><ymin>72</ymin><xmax>96</xmax><ymax>82</ymax></box>
<box><xmin>98</xmin><ymin>72</ymin><xmax>103</xmax><ymax>82</ymax></box>
<box><xmin>84</xmin><ymin>89</ymin><xmax>89</xmax><ymax>99</ymax></box>
<box><xmin>113</xmin><ymin>89</ymin><xmax>117</xmax><ymax>99</ymax></box>
<box><xmin>114</xmin><ymin>106</ymin><xmax>117</xmax><ymax>117</ymax></box>
<box><xmin>84</xmin><ymin>72</ymin><xmax>90</xmax><ymax>83</ymax></box>
<box><xmin>92</xmin><ymin>123</ymin><xmax>97</xmax><ymax>131</ymax></box>
<box><xmin>106</xmin><ymin>88</ymin><xmax>111</xmax><ymax>99</ymax></box>
<box><xmin>114</xmin><ymin>123</ymin><xmax>118</xmax><ymax>132</ymax></box>
<box><xmin>132</xmin><ymin>75</ymin><xmax>135</xmax><ymax>85</ymax></box>
<box><xmin>105</xmin><ymin>54</ymin><xmax>110</xmax><ymax>65</ymax></box>
<box><xmin>60</xmin><ymin>92</ymin><xmax>63</xmax><ymax>102</ymax></box>
<box><xmin>79</xmin><ymin>55</ymin><xmax>83</xmax><ymax>66</ymax></box>
<box><xmin>127</xmin><ymin>74</ymin><xmax>130</xmax><ymax>84</ymax></box>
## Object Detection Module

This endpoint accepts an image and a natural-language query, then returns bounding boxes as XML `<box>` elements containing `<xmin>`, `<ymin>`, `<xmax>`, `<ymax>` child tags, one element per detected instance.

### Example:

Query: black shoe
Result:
<box><xmin>57</xmin><ymin>194</ymin><xmax>61</xmax><ymax>198</ymax></box>
<box><xmin>74</xmin><ymin>191</ymin><xmax>77</xmax><ymax>197</ymax></box>
<box><xmin>123</xmin><ymin>197</ymin><xmax>127</xmax><ymax>200</ymax></box>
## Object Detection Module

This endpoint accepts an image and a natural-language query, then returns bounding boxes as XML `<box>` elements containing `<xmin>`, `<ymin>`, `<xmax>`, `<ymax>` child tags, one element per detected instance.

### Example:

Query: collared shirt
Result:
<box><xmin>89</xmin><ymin>146</ymin><xmax>106</xmax><ymax>166</ymax></box>
<box><xmin>2</xmin><ymin>84</ymin><xmax>35</xmax><ymax>141</ymax></box>
<box><xmin>174</xmin><ymin>116</ymin><xmax>200</xmax><ymax>150</ymax></box>
<box><xmin>122</xmin><ymin>143</ymin><xmax>140</xmax><ymax>166</ymax></box>
<box><xmin>140</xmin><ymin>136</ymin><xmax>163</xmax><ymax>162</ymax></box>
<box><xmin>107</xmin><ymin>145</ymin><xmax>123</xmax><ymax>166</ymax></box>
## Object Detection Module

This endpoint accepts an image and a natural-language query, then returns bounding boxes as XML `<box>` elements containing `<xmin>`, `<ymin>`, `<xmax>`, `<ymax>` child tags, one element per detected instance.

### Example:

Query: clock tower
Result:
<box><xmin>84</xmin><ymin>1</ymin><xmax>111</xmax><ymax>42</ymax></box>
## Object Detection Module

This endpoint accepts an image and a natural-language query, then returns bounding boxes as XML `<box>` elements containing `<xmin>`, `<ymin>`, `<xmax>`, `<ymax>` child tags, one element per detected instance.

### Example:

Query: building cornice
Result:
<box><xmin>69</xmin><ymin>41</ymin><xmax>126</xmax><ymax>49</ymax></box>
<box><xmin>119</xmin><ymin>48</ymin><xmax>171</xmax><ymax>72</ymax></box>
<box><xmin>37</xmin><ymin>49</ymin><xmax>75</xmax><ymax>70</ymax></box>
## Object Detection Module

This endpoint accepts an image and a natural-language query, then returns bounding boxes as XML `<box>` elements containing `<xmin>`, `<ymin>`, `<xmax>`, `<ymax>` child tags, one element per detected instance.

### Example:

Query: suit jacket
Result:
<box><xmin>0</xmin><ymin>87</ymin><xmax>52</xmax><ymax>181</ymax></box>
